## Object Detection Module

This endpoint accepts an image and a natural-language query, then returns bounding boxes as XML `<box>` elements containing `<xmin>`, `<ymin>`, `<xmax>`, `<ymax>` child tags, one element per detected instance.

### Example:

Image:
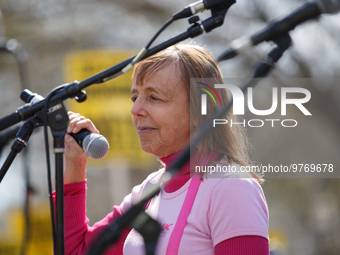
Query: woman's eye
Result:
<box><xmin>130</xmin><ymin>96</ymin><xmax>137</xmax><ymax>102</ymax></box>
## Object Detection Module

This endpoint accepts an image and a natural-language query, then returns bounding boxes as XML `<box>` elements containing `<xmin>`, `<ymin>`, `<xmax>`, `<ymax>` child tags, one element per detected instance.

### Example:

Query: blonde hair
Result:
<box><xmin>133</xmin><ymin>43</ymin><xmax>261</xmax><ymax>182</ymax></box>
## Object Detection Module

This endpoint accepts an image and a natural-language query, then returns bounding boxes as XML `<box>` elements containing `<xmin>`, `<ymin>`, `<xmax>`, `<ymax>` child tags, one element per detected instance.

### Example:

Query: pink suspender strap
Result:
<box><xmin>165</xmin><ymin>177</ymin><xmax>201</xmax><ymax>255</ymax></box>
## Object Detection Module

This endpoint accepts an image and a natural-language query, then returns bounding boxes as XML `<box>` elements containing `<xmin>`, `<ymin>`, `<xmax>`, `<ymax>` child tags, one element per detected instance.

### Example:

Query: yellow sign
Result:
<box><xmin>64</xmin><ymin>49</ymin><xmax>155</xmax><ymax>168</ymax></box>
<box><xmin>269</xmin><ymin>229</ymin><xmax>288</xmax><ymax>253</ymax></box>
<box><xmin>0</xmin><ymin>203</ymin><xmax>53</xmax><ymax>255</ymax></box>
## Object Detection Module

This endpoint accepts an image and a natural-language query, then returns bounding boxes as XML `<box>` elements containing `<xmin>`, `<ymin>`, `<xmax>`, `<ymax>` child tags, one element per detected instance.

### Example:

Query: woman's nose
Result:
<box><xmin>131</xmin><ymin>97</ymin><xmax>146</xmax><ymax>117</ymax></box>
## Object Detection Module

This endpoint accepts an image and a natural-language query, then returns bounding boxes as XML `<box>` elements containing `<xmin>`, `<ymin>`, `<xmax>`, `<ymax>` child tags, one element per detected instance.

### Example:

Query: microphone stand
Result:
<box><xmin>130</xmin><ymin>211</ymin><xmax>162</xmax><ymax>255</ymax></box>
<box><xmin>0</xmin><ymin>119</ymin><xmax>41</xmax><ymax>183</ymax></box>
<box><xmin>0</xmin><ymin>125</ymin><xmax>22</xmax><ymax>156</ymax></box>
<box><xmin>0</xmin><ymin>7</ymin><xmax>234</xmax><ymax>254</ymax></box>
<box><xmin>86</xmin><ymin>32</ymin><xmax>292</xmax><ymax>255</ymax></box>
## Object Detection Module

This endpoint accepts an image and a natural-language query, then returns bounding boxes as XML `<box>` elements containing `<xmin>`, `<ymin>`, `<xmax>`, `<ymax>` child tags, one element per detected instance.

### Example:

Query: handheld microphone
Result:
<box><xmin>69</xmin><ymin>129</ymin><xmax>109</xmax><ymax>159</ymax></box>
<box><xmin>173</xmin><ymin>0</ymin><xmax>234</xmax><ymax>20</ymax></box>
<box><xmin>218</xmin><ymin>0</ymin><xmax>340</xmax><ymax>61</ymax></box>
<box><xmin>21</xmin><ymin>90</ymin><xmax>109</xmax><ymax>159</ymax></box>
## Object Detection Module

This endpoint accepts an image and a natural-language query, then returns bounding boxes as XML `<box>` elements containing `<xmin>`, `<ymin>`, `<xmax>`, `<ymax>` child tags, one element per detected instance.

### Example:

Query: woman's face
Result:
<box><xmin>131</xmin><ymin>64</ymin><xmax>190</xmax><ymax>158</ymax></box>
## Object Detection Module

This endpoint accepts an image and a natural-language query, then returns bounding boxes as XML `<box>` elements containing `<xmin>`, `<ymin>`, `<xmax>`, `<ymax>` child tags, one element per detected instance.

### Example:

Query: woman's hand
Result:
<box><xmin>64</xmin><ymin>111</ymin><xmax>99</xmax><ymax>184</ymax></box>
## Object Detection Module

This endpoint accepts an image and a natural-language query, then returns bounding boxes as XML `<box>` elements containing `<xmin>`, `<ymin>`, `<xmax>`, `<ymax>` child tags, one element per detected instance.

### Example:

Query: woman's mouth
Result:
<box><xmin>137</xmin><ymin>126</ymin><xmax>157</xmax><ymax>133</ymax></box>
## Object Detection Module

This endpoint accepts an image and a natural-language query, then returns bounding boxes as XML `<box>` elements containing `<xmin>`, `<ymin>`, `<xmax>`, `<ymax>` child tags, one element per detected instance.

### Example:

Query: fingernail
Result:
<box><xmin>67</xmin><ymin>126</ymin><xmax>72</xmax><ymax>132</ymax></box>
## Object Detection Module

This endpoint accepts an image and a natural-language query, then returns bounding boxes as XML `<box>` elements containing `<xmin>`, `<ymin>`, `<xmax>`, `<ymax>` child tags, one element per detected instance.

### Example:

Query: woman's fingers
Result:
<box><xmin>67</xmin><ymin>111</ymin><xmax>99</xmax><ymax>134</ymax></box>
<box><xmin>64</xmin><ymin>111</ymin><xmax>100</xmax><ymax>159</ymax></box>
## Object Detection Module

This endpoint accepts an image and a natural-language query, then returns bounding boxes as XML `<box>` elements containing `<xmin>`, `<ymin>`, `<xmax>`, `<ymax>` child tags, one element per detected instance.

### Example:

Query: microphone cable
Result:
<box><xmin>102</xmin><ymin>17</ymin><xmax>175</xmax><ymax>83</ymax></box>
<box><xmin>145</xmin><ymin>17</ymin><xmax>175</xmax><ymax>49</ymax></box>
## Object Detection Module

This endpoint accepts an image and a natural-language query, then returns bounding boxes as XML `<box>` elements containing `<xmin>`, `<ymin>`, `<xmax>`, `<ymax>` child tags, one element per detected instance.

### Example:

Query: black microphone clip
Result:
<box><xmin>173</xmin><ymin>0</ymin><xmax>235</xmax><ymax>28</ymax></box>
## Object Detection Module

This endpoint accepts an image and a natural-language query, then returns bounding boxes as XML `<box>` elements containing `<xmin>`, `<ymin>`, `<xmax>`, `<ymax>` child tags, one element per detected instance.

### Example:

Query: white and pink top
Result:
<box><xmin>53</xmin><ymin>151</ymin><xmax>269</xmax><ymax>255</ymax></box>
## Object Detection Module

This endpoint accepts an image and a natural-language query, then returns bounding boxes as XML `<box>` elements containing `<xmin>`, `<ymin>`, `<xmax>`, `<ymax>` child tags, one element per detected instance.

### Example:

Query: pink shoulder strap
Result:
<box><xmin>165</xmin><ymin>177</ymin><xmax>201</xmax><ymax>255</ymax></box>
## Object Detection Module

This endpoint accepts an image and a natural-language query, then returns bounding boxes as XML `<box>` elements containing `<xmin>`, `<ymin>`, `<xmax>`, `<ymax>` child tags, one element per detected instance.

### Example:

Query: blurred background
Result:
<box><xmin>0</xmin><ymin>0</ymin><xmax>339</xmax><ymax>254</ymax></box>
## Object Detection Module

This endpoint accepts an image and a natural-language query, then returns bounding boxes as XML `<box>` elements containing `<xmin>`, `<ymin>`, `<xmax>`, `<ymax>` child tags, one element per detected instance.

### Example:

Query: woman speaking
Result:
<box><xmin>54</xmin><ymin>43</ymin><xmax>269</xmax><ymax>254</ymax></box>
